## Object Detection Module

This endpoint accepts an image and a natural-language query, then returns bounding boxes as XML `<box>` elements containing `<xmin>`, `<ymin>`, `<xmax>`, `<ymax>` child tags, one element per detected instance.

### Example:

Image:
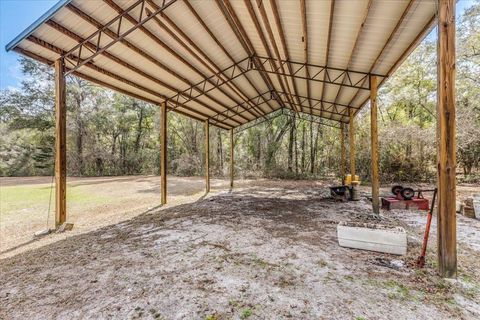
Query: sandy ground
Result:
<box><xmin>0</xmin><ymin>179</ymin><xmax>479</xmax><ymax>319</ymax></box>
<box><xmin>1</xmin><ymin>176</ymin><xmax>252</xmax><ymax>255</ymax></box>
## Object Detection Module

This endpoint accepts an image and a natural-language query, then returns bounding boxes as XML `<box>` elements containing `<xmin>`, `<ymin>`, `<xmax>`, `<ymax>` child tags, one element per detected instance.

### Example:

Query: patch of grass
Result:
<box><xmin>344</xmin><ymin>275</ymin><xmax>354</xmax><ymax>281</ymax></box>
<box><xmin>317</xmin><ymin>259</ymin><xmax>328</xmax><ymax>267</ymax></box>
<box><xmin>414</xmin><ymin>269</ymin><xmax>427</xmax><ymax>278</ymax></box>
<box><xmin>240</xmin><ymin>308</ymin><xmax>252</xmax><ymax>319</ymax></box>
<box><xmin>355</xmin><ymin>317</ymin><xmax>367</xmax><ymax>320</ymax></box>
<box><xmin>0</xmin><ymin>183</ymin><xmax>110</xmax><ymax>216</ymax></box>
<box><xmin>385</xmin><ymin>280</ymin><xmax>411</xmax><ymax>301</ymax></box>
<box><xmin>251</xmin><ymin>255</ymin><xmax>268</xmax><ymax>268</ymax></box>
<box><xmin>459</xmin><ymin>272</ymin><xmax>474</xmax><ymax>284</ymax></box>
<box><xmin>205</xmin><ymin>314</ymin><xmax>220</xmax><ymax>320</ymax></box>
<box><xmin>228</xmin><ymin>299</ymin><xmax>240</xmax><ymax>308</ymax></box>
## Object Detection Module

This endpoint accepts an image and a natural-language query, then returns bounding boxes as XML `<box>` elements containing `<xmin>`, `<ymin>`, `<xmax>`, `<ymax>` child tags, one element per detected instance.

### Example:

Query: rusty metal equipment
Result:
<box><xmin>381</xmin><ymin>186</ymin><xmax>431</xmax><ymax>211</ymax></box>
<box><xmin>417</xmin><ymin>188</ymin><xmax>438</xmax><ymax>268</ymax></box>
<box><xmin>330</xmin><ymin>184</ymin><xmax>360</xmax><ymax>202</ymax></box>
<box><xmin>330</xmin><ymin>186</ymin><xmax>349</xmax><ymax>201</ymax></box>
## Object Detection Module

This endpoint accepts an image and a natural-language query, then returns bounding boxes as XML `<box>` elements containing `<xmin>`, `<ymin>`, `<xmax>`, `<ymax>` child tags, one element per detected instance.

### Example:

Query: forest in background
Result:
<box><xmin>0</xmin><ymin>3</ymin><xmax>479</xmax><ymax>183</ymax></box>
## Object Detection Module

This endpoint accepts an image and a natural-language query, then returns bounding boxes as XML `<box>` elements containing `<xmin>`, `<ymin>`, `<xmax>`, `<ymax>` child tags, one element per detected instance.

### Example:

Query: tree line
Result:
<box><xmin>1</xmin><ymin>3</ymin><xmax>479</xmax><ymax>183</ymax></box>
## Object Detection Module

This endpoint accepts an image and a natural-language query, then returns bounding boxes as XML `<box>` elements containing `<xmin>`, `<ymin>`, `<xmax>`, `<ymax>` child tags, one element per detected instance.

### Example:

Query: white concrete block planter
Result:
<box><xmin>337</xmin><ymin>222</ymin><xmax>407</xmax><ymax>255</ymax></box>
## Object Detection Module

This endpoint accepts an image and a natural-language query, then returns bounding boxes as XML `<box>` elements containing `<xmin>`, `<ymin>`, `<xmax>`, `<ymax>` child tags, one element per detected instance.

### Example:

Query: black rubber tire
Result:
<box><xmin>391</xmin><ymin>185</ymin><xmax>404</xmax><ymax>196</ymax></box>
<box><xmin>401</xmin><ymin>187</ymin><xmax>415</xmax><ymax>200</ymax></box>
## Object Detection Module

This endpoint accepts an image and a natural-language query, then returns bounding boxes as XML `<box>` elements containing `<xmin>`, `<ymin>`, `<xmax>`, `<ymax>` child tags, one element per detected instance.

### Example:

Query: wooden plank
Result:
<box><xmin>160</xmin><ymin>101</ymin><xmax>167</xmax><ymax>205</ymax></box>
<box><xmin>349</xmin><ymin>109</ymin><xmax>355</xmax><ymax>179</ymax></box>
<box><xmin>54</xmin><ymin>58</ymin><xmax>67</xmax><ymax>227</ymax></box>
<box><xmin>230</xmin><ymin>128</ymin><xmax>234</xmax><ymax>188</ymax></box>
<box><xmin>205</xmin><ymin>120</ymin><xmax>210</xmax><ymax>193</ymax></box>
<box><xmin>437</xmin><ymin>0</ymin><xmax>457</xmax><ymax>278</ymax></box>
<box><xmin>370</xmin><ymin>76</ymin><xmax>379</xmax><ymax>214</ymax></box>
<box><xmin>340</xmin><ymin>123</ymin><xmax>346</xmax><ymax>183</ymax></box>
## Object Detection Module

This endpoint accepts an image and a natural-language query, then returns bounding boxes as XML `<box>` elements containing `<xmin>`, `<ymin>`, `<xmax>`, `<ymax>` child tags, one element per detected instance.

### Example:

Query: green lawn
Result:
<box><xmin>0</xmin><ymin>183</ymin><xmax>111</xmax><ymax>218</ymax></box>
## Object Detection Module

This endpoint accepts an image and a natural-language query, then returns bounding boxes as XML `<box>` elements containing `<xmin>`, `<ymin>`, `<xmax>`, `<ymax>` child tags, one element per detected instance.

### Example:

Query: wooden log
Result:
<box><xmin>55</xmin><ymin>59</ymin><xmax>67</xmax><ymax>227</ymax></box>
<box><xmin>230</xmin><ymin>128</ymin><xmax>234</xmax><ymax>188</ymax></box>
<box><xmin>205</xmin><ymin>120</ymin><xmax>210</xmax><ymax>193</ymax></box>
<box><xmin>370</xmin><ymin>75</ymin><xmax>379</xmax><ymax>214</ymax></box>
<box><xmin>437</xmin><ymin>0</ymin><xmax>457</xmax><ymax>278</ymax></box>
<box><xmin>160</xmin><ymin>101</ymin><xmax>167</xmax><ymax>205</ymax></box>
<box><xmin>340</xmin><ymin>123</ymin><xmax>346</xmax><ymax>183</ymax></box>
<box><xmin>349</xmin><ymin>109</ymin><xmax>356</xmax><ymax>179</ymax></box>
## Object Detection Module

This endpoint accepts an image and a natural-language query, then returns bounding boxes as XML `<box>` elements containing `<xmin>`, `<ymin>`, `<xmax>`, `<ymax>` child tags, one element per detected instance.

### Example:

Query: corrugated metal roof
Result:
<box><xmin>6</xmin><ymin>0</ymin><xmax>437</xmax><ymax>129</ymax></box>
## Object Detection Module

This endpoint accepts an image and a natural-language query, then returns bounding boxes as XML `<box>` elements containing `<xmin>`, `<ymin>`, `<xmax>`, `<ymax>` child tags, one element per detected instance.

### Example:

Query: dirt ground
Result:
<box><xmin>1</xmin><ymin>178</ymin><xmax>479</xmax><ymax>319</ymax></box>
<box><xmin>0</xmin><ymin>176</ymin><xmax>247</xmax><ymax>255</ymax></box>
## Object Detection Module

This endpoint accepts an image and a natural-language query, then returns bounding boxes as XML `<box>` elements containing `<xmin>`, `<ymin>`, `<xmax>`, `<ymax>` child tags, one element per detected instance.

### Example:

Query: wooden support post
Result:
<box><xmin>205</xmin><ymin>120</ymin><xmax>210</xmax><ymax>193</ymax></box>
<box><xmin>340</xmin><ymin>123</ymin><xmax>346</xmax><ymax>183</ymax></box>
<box><xmin>437</xmin><ymin>0</ymin><xmax>457</xmax><ymax>278</ymax></box>
<box><xmin>160</xmin><ymin>101</ymin><xmax>167</xmax><ymax>205</ymax></box>
<box><xmin>370</xmin><ymin>75</ymin><xmax>380</xmax><ymax>214</ymax></box>
<box><xmin>230</xmin><ymin>129</ymin><xmax>234</xmax><ymax>188</ymax></box>
<box><xmin>55</xmin><ymin>58</ymin><xmax>67</xmax><ymax>227</ymax></box>
<box><xmin>349</xmin><ymin>109</ymin><xmax>356</xmax><ymax>179</ymax></box>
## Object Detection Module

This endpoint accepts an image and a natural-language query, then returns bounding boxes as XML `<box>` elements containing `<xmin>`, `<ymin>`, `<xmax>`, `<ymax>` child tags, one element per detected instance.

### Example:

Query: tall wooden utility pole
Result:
<box><xmin>370</xmin><ymin>75</ymin><xmax>379</xmax><ymax>214</ymax></box>
<box><xmin>437</xmin><ymin>0</ymin><xmax>457</xmax><ymax>278</ymax></box>
<box><xmin>230</xmin><ymin>129</ymin><xmax>234</xmax><ymax>188</ymax></box>
<box><xmin>55</xmin><ymin>58</ymin><xmax>66</xmax><ymax>227</ymax></box>
<box><xmin>340</xmin><ymin>123</ymin><xmax>346</xmax><ymax>183</ymax></box>
<box><xmin>160</xmin><ymin>101</ymin><xmax>167</xmax><ymax>205</ymax></box>
<box><xmin>205</xmin><ymin>120</ymin><xmax>210</xmax><ymax>193</ymax></box>
<box><xmin>349</xmin><ymin>109</ymin><xmax>356</xmax><ymax>179</ymax></box>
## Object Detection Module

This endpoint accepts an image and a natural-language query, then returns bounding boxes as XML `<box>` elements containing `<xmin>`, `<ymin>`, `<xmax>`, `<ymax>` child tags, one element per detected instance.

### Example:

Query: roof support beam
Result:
<box><xmin>351</xmin><ymin>13</ymin><xmax>436</xmax><ymax>122</ymax></box>
<box><xmin>286</xmin><ymin>109</ymin><xmax>342</xmax><ymax>129</ymax></box>
<box><xmin>320</xmin><ymin>0</ymin><xmax>336</xmax><ymax>120</ymax></box>
<box><xmin>63</xmin><ymin>0</ymin><xmax>177</xmax><ymax>74</ymax></box>
<box><xmin>168</xmin><ymin>57</ymin><xmax>250</xmax><ymax>109</ymax></box>
<box><xmin>268</xmin><ymin>0</ymin><xmax>304</xmax><ymax>113</ymax></box>
<box><xmin>184</xmin><ymin>0</ymin><xmax>276</xmax><ymax>114</ymax></box>
<box><xmin>215</xmin><ymin>0</ymin><xmax>280</xmax><ymax>111</ymax></box>
<box><xmin>209</xmin><ymin>91</ymin><xmax>281</xmax><ymax>126</ymax></box>
<box><xmin>25</xmin><ymin>36</ymin><xmax>234</xmax><ymax>129</ymax></box>
<box><xmin>299</xmin><ymin>0</ymin><xmax>313</xmax><ymax>114</ymax></box>
<box><xmin>102</xmin><ymin>0</ymin><xmax>248</xmax><ymax>124</ymax></box>
<box><xmin>44</xmin><ymin>19</ymin><xmax>242</xmax><ymax>126</ymax></box>
<box><xmin>344</xmin><ymin>0</ymin><xmax>415</xmax><ymax>121</ymax></box>
<box><xmin>145</xmin><ymin>0</ymin><xmax>264</xmax><ymax>119</ymax></box>
<box><xmin>234</xmin><ymin>108</ymin><xmax>341</xmax><ymax>134</ymax></box>
<box><xmin>274</xmin><ymin>92</ymin><xmax>350</xmax><ymax>120</ymax></box>
<box><xmin>244</xmin><ymin>0</ymin><xmax>293</xmax><ymax>108</ymax></box>
<box><xmin>209</xmin><ymin>91</ymin><xmax>349</xmax><ymax>126</ymax></box>
<box><xmin>251</xmin><ymin>55</ymin><xmax>379</xmax><ymax>90</ymax></box>
<box><xmin>253</xmin><ymin>0</ymin><xmax>300</xmax><ymax>112</ymax></box>
<box><xmin>332</xmin><ymin>0</ymin><xmax>373</xmax><ymax>105</ymax></box>
<box><xmin>13</xmin><ymin>47</ymin><xmax>231</xmax><ymax>130</ymax></box>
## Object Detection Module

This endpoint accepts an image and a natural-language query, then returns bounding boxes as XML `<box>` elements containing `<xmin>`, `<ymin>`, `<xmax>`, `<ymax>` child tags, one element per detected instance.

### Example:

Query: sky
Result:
<box><xmin>0</xmin><ymin>0</ymin><xmax>57</xmax><ymax>89</ymax></box>
<box><xmin>0</xmin><ymin>0</ymin><xmax>476</xmax><ymax>90</ymax></box>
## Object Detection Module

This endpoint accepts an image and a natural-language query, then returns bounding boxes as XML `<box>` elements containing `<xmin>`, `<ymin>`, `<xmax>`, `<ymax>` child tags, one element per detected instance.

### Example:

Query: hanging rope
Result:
<box><xmin>45</xmin><ymin>173</ymin><xmax>55</xmax><ymax>230</ymax></box>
